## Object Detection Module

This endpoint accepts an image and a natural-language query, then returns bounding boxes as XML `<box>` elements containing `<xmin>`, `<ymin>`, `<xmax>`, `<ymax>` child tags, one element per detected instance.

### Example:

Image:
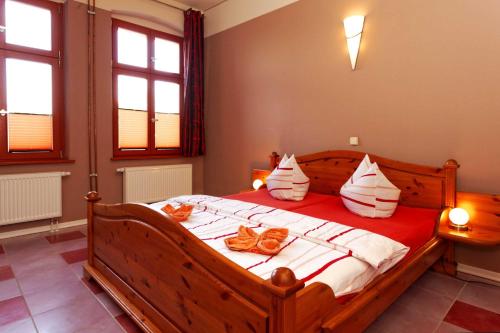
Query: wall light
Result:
<box><xmin>252</xmin><ymin>179</ymin><xmax>264</xmax><ymax>190</ymax></box>
<box><xmin>343</xmin><ymin>15</ymin><xmax>365</xmax><ymax>70</ymax></box>
<box><xmin>448</xmin><ymin>207</ymin><xmax>470</xmax><ymax>231</ymax></box>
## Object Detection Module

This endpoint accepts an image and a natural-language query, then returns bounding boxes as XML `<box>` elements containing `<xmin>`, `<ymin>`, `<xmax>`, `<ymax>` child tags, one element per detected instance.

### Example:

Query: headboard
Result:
<box><xmin>265</xmin><ymin>150</ymin><xmax>458</xmax><ymax>210</ymax></box>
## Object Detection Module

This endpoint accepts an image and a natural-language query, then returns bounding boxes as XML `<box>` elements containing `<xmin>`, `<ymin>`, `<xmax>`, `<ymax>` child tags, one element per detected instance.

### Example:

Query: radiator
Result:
<box><xmin>117</xmin><ymin>164</ymin><xmax>192</xmax><ymax>203</ymax></box>
<box><xmin>0</xmin><ymin>172</ymin><xmax>70</xmax><ymax>226</ymax></box>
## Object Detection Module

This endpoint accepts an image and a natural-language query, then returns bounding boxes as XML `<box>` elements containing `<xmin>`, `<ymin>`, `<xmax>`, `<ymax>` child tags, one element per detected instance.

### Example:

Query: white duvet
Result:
<box><xmin>149</xmin><ymin>195</ymin><xmax>409</xmax><ymax>297</ymax></box>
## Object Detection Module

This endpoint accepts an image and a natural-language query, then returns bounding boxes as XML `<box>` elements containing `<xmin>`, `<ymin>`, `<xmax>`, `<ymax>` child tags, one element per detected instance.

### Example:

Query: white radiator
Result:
<box><xmin>117</xmin><ymin>164</ymin><xmax>192</xmax><ymax>203</ymax></box>
<box><xmin>0</xmin><ymin>172</ymin><xmax>70</xmax><ymax>226</ymax></box>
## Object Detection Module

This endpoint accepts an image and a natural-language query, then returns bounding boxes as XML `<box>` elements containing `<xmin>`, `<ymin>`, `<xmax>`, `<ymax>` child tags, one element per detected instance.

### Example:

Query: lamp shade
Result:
<box><xmin>343</xmin><ymin>15</ymin><xmax>365</xmax><ymax>70</ymax></box>
<box><xmin>252</xmin><ymin>179</ymin><xmax>264</xmax><ymax>190</ymax></box>
<box><xmin>449</xmin><ymin>207</ymin><xmax>470</xmax><ymax>231</ymax></box>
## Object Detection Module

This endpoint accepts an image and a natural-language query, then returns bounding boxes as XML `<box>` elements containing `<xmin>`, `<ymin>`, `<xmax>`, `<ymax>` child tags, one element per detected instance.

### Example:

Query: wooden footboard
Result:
<box><xmin>84</xmin><ymin>192</ymin><xmax>304</xmax><ymax>333</ymax></box>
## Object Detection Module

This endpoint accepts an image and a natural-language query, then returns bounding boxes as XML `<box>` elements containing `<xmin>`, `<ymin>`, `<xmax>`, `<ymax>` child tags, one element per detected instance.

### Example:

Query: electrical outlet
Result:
<box><xmin>349</xmin><ymin>136</ymin><xmax>359</xmax><ymax>146</ymax></box>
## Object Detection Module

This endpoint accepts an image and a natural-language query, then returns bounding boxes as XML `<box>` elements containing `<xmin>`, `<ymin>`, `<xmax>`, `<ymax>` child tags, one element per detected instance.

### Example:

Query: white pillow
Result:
<box><xmin>266</xmin><ymin>154</ymin><xmax>310</xmax><ymax>201</ymax></box>
<box><xmin>340</xmin><ymin>155</ymin><xmax>401</xmax><ymax>218</ymax></box>
<box><xmin>288</xmin><ymin>155</ymin><xmax>310</xmax><ymax>201</ymax></box>
<box><xmin>266</xmin><ymin>154</ymin><xmax>294</xmax><ymax>200</ymax></box>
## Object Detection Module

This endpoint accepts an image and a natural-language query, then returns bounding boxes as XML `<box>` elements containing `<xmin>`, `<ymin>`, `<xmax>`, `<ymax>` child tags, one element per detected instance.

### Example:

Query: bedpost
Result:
<box><xmin>270</xmin><ymin>152</ymin><xmax>280</xmax><ymax>169</ymax></box>
<box><xmin>440</xmin><ymin>160</ymin><xmax>459</xmax><ymax>277</ymax></box>
<box><xmin>85</xmin><ymin>191</ymin><xmax>101</xmax><ymax>268</ymax></box>
<box><xmin>443</xmin><ymin>159</ymin><xmax>459</xmax><ymax>208</ymax></box>
<box><xmin>264</xmin><ymin>267</ymin><xmax>304</xmax><ymax>333</ymax></box>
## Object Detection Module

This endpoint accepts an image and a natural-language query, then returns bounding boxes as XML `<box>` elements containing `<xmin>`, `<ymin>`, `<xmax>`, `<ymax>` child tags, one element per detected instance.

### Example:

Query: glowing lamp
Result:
<box><xmin>448</xmin><ymin>208</ymin><xmax>470</xmax><ymax>231</ymax></box>
<box><xmin>343</xmin><ymin>15</ymin><xmax>365</xmax><ymax>70</ymax></box>
<box><xmin>252</xmin><ymin>179</ymin><xmax>264</xmax><ymax>190</ymax></box>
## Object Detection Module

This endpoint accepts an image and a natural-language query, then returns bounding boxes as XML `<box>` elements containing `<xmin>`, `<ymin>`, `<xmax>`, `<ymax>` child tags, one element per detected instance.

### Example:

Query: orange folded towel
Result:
<box><xmin>161</xmin><ymin>204</ymin><xmax>194</xmax><ymax>223</ymax></box>
<box><xmin>224</xmin><ymin>226</ymin><xmax>289</xmax><ymax>255</ymax></box>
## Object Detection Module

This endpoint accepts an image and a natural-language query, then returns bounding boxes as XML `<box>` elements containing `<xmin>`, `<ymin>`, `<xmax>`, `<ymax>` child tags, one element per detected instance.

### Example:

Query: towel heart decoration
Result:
<box><xmin>224</xmin><ymin>225</ymin><xmax>289</xmax><ymax>255</ymax></box>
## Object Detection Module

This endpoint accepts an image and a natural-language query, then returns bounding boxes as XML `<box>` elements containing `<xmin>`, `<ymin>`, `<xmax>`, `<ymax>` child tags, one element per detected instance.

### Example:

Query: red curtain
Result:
<box><xmin>182</xmin><ymin>9</ymin><xmax>205</xmax><ymax>157</ymax></box>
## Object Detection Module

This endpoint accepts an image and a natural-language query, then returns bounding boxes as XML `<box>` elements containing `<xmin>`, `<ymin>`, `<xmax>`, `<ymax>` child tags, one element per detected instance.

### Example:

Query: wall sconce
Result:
<box><xmin>343</xmin><ymin>15</ymin><xmax>365</xmax><ymax>70</ymax></box>
<box><xmin>252</xmin><ymin>179</ymin><xmax>264</xmax><ymax>190</ymax></box>
<box><xmin>448</xmin><ymin>207</ymin><xmax>470</xmax><ymax>231</ymax></box>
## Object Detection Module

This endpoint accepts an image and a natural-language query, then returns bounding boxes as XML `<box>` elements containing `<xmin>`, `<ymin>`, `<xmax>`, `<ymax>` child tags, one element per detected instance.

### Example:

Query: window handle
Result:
<box><xmin>0</xmin><ymin>109</ymin><xmax>7</xmax><ymax>117</ymax></box>
<box><xmin>0</xmin><ymin>26</ymin><xmax>5</xmax><ymax>33</ymax></box>
<box><xmin>151</xmin><ymin>118</ymin><xmax>159</xmax><ymax>123</ymax></box>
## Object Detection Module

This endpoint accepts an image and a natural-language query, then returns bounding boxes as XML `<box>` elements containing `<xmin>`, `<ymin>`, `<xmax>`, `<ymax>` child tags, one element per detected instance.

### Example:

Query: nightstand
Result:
<box><xmin>437</xmin><ymin>207</ymin><xmax>500</xmax><ymax>275</ymax></box>
<box><xmin>438</xmin><ymin>208</ymin><xmax>500</xmax><ymax>246</ymax></box>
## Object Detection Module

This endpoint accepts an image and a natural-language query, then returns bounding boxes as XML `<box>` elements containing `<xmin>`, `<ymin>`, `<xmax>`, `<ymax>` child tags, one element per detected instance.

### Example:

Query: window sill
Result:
<box><xmin>0</xmin><ymin>158</ymin><xmax>75</xmax><ymax>166</ymax></box>
<box><xmin>111</xmin><ymin>155</ymin><xmax>185</xmax><ymax>161</ymax></box>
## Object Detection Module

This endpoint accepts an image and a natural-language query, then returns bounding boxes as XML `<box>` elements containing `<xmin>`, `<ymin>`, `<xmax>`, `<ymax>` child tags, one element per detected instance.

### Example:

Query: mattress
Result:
<box><xmin>150</xmin><ymin>193</ymin><xmax>438</xmax><ymax>298</ymax></box>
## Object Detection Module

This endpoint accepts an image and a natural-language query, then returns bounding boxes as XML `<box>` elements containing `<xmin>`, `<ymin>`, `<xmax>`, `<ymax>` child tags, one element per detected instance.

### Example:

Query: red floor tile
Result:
<box><xmin>116</xmin><ymin>314</ymin><xmax>142</xmax><ymax>333</ymax></box>
<box><xmin>0</xmin><ymin>266</ymin><xmax>14</xmax><ymax>282</ymax></box>
<box><xmin>82</xmin><ymin>277</ymin><xmax>104</xmax><ymax>295</ymax></box>
<box><xmin>0</xmin><ymin>296</ymin><xmax>30</xmax><ymax>326</ymax></box>
<box><xmin>444</xmin><ymin>300</ymin><xmax>500</xmax><ymax>332</ymax></box>
<box><xmin>60</xmin><ymin>248</ymin><xmax>87</xmax><ymax>264</ymax></box>
<box><xmin>46</xmin><ymin>231</ymin><xmax>85</xmax><ymax>244</ymax></box>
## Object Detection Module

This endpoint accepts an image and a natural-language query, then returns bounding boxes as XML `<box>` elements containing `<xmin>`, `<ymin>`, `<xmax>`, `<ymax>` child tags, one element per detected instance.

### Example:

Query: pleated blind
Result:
<box><xmin>8</xmin><ymin>113</ymin><xmax>53</xmax><ymax>151</ymax></box>
<box><xmin>155</xmin><ymin>113</ymin><xmax>180</xmax><ymax>148</ymax></box>
<box><xmin>118</xmin><ymin>109</ymin><xmax>148</xmax><ymax>149</ymax></box>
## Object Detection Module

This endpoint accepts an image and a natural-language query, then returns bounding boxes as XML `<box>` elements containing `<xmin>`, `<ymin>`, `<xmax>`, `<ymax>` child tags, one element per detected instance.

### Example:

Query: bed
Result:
<box><xmin>83</xmin><ymin>150</ymin><xmax>458</xmax><ymax>333</ymax></box>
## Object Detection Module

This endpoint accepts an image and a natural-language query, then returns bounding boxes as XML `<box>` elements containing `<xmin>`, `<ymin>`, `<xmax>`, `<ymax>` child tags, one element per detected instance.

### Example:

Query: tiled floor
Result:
<box><xmin>0</xmin><ymin>228</ymin><xmax>498</xmax><ymax>333</ymax></box>
<box><xmin>0</xmin><ymin>228</ymin><xmax>140</xmax><ymax>333</ymax></box>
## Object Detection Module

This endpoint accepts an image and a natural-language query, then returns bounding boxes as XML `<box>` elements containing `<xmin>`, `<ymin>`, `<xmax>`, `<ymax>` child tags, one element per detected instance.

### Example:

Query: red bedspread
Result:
<box><xmin>226</xmin><ymin>189</ymin><xmax>438</xmax><ymax>256</ymax></box>
<box><xmin>226</xmin><ymin>189</ymin><xmax>332</xmax><ymax>211</ymax></box>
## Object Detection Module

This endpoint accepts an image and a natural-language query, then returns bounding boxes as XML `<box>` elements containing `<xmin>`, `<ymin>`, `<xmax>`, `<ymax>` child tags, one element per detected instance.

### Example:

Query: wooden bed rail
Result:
<box><xmin>84</xmin><ymin>191</ymin><xmax>305</xmax><ymax>333</ymax></box>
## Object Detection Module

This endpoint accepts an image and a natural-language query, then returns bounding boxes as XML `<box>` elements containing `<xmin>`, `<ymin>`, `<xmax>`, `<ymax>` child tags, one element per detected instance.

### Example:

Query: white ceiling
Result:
<box><xmin>173</xmin><ymin>0</ymin><xmax>224</xmax><ymax>11</ymax></box>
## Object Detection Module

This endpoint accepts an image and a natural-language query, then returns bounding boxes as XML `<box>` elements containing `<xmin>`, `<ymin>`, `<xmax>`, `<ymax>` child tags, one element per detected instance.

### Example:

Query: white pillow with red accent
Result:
<box><xmin>266</xmin><ymin>154</ymin><xmax>294</xmax><ymax>200</ymax></box>
<box><xmin>340</xmin><ymin>155</ymin><xmax>401</xmax><ymax>218</ymax></box>
<box><xmin>288</xmin><ymin>155</ymin><xmax>310</xmax><ymax>201</ymax></box>
<box><xmin>266</xmin><ymin>154</ymin><xmax>310</xmax><ymax>201</ymax></box>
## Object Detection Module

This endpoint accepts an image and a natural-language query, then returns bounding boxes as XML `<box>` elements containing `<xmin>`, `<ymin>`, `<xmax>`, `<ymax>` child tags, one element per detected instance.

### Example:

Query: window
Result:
<box><xmin>0</xmin><ymin>0</ymin><xmax>63</xmax><ymax>162</ymax></box>
<box><xmin>112</xmin><ymin>20</ymin><xmax>183</xmax><ymax>158</ymax></box>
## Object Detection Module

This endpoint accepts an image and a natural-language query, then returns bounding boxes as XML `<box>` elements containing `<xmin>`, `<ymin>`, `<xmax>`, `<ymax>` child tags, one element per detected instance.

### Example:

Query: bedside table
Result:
<box><xmin>437</xmin><ymin>207</ymin><xmax>500</xmax><ymax>275</ymax></box>
<box><xmin>438</xmin><ymin>208</ymin><xmax>500</xmax><ymax>246</ymax></box>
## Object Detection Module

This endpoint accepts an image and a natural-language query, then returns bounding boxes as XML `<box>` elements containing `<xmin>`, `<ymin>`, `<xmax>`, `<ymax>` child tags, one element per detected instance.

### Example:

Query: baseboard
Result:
<box><xmin>0</xmin><ymin>219</ymin><xmax>87</xmax><ymax>240</ymax></box>
<box><xmin>457</xmin><ymin>263</ymin><xmax>500</xmax><ymax>284</ymax></box>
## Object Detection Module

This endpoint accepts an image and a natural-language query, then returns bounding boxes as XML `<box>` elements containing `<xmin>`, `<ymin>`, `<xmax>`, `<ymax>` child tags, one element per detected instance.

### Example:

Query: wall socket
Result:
<box><xmin>349</xmin><ymin>136</ymin><xmax>359</xmax><ymax>146</ymax></box>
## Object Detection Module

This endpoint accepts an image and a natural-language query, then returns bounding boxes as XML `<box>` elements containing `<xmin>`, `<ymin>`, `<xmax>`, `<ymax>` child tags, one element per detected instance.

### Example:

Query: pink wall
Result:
<box><xmin>204</xmin><ymin>0</ymin><xmax>500</xmax><ymax>197</ymax></box>
<box><xmin>203</xmin><ymin>0</ymin><xmax>500</xmax><ymax>271</ymax></box>
<box><xmin>0</xmin><ymin>0</ymin><xmax>203</xmax><ymax>229</ymax></box>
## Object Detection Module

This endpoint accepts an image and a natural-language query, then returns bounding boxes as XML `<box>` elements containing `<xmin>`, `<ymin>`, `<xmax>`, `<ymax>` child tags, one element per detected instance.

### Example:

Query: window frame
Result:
<box><xmin>0</xmin><ymin>0</ymin><xmax>64</xmax><ymax>162</ymax></box>
<box><xmin>112</xmin><ymin>19</ymin><xmax>184</xmax><ymax>159</ymax></box>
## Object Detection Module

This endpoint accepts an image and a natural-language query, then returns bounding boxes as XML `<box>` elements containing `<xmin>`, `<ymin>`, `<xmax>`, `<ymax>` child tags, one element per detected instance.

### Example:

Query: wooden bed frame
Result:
<box><xmin>84</xmin><ymin>150</ymin><xmax>458</xmax><ymax>333</ymax></box>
